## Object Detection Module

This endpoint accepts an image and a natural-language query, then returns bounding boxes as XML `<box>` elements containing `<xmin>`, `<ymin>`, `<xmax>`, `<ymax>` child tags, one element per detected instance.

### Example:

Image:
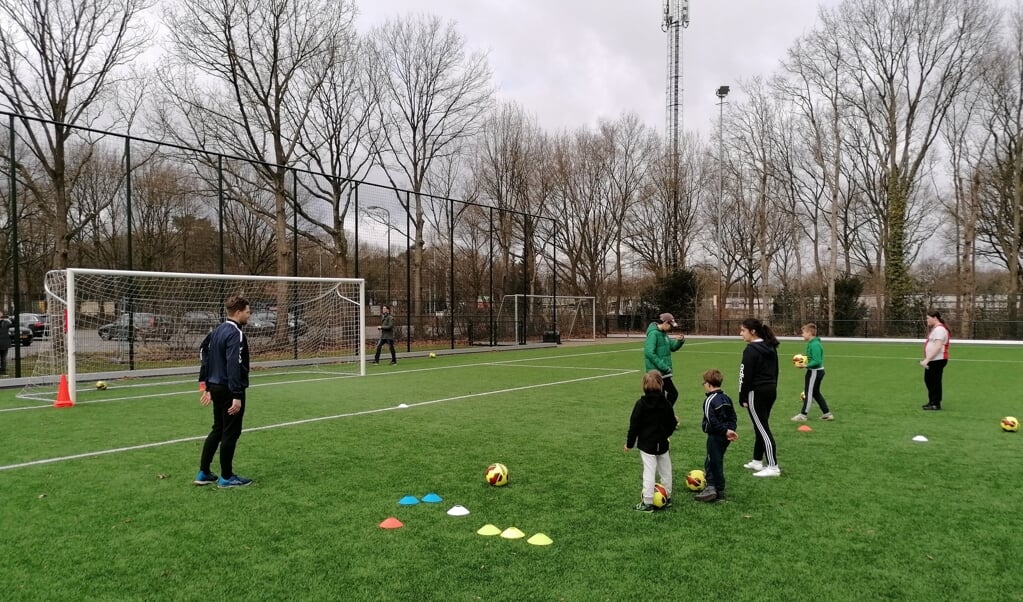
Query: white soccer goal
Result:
<box><xmin>20</xmin><ymin>269</ymin><xmax>366</xmax><ymax>404</ymax></box>
<box><xmin>494</xmin><ymin>294</ymin><xmax>596</xmax><ymax>343</ymax></box>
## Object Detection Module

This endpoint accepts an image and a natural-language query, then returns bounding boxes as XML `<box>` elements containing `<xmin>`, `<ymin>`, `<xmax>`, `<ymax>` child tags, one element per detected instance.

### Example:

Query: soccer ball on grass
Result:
<box><xmin>95</xmin><ymin>381</ymin><xmax>108</xmax><ymax>390</ymax></box>
<box><xmin>429</xmin><ymin>352</ymin><xmax>437</xmax><ymax>358</ymax></box>
<box><xmin>1001</xmin><ymin>416</ymin><xmax>1020</xmax><ymax>432</ymax></box>
<box><xmin>652</xmin><ymin>483</ymin><xmax>669</xmax><ymax>508</ymax></box>
<box><xmin>685</xmin><ymin>469</ymin><xmax>707</xmax><ymax>492</ymax></box>
<box><xmin>485</xmin><ymin>462</ymin><xmax>509</xmax><ymax>486</ymax></box>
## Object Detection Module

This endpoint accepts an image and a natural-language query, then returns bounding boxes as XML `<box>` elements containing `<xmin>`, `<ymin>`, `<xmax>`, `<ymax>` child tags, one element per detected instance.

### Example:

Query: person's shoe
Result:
<box><xmin>743</xmin><ymin>460</ymin><xmax>763</xmax><ymax>471</ymax></box>
<box><xmin>753</xmin><ymin>465</ymin><xmax>781</xmax><ymax>478</ymax></box>
<box><xmin>633</xmin><ymin>502</ymin><xmax>656</xmax><ymax>512</ymax></box>
<box><xmin>821</xmin><ymin>412</ymin><xmax>835</xmax><ymax>421</ymax></box>
<box><xmin>663</xmin><ymin>497</ymin><xmax>673</xmax><ymax>509</ymax></box>
<box><xmin>371</xmin><ymin>360</ymin><xmax>379</xmax><ymax>365</ymax></box>
<box><xmin>715</xmin><ymin>490</ymin><xmax>727</xmax><ymax>502</ymax></box>
<box><xmin>217</xmin><ymin>475</ymin><xmax>253</xmax><ymax>488</ymax></box>
<box><xmin>922</xmin><ymin>404</ymin><xmax>941</xmax><ymax>411</ymax></box>
<box><xmin>193</xmin><ymin>470</ymin><xmax>219</xmax><ymax>486</ymax></box>
<box><xmin>695</xmin><ymin>487</ymin><xmax>718</xmax><ymax>502</ymax></box>
<box><xmin>390</xmin><ymin>360</ymin><xmax>398</xmax><ymax>365</ymax></box>
<box><xmin>791</xmin><ymin>414</ymin><xmax>808</xmax><ymax>422</ymax></box>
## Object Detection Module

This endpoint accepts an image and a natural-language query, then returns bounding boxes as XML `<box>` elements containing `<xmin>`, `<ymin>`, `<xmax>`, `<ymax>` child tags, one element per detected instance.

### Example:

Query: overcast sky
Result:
<box><xmin>356</xmin><ymin>0</ymin><xmax>842</xmax><ymax>138</ymax></box>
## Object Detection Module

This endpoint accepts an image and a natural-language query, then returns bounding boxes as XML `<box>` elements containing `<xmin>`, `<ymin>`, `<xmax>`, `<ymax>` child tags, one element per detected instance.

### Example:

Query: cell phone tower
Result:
<box><xmin>662</xmin><ymin>0</ymin><xmax>689</xmax><ymax>271</ymax></box>
<box><xmin>662</xmin><ymin>0</ymin><xmax>689</xmax><ymax>159</ymax></box>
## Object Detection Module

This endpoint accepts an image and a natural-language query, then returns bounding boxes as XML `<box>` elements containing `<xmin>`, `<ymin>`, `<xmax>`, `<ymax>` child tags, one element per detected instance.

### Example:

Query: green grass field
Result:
<box><xmin>1</xmin><ymin>338</ymin><xmax>1022</xmax><ymax>601</ymax></box>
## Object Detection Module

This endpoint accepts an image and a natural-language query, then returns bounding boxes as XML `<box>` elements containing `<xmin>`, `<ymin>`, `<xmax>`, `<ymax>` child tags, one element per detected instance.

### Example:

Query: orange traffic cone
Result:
<box><xmin>54</xmin><ymin>374</ymin><xmax>74</xmax><ymax>408</ymax></box>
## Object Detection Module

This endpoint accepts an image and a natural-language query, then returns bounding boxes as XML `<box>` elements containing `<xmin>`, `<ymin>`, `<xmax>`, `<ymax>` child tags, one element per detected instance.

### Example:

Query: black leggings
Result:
<box><xmin>924</xmin><ymin>359</ymin><xmax>947</xmax><ymax>407</ymax></box>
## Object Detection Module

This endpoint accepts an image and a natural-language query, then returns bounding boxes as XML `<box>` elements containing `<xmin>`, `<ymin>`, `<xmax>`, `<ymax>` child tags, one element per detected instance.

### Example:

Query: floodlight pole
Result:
<box><xmin>716</xmin><ymin>85</ymin><xmax>729</xmax><ymax>335</ymax></box>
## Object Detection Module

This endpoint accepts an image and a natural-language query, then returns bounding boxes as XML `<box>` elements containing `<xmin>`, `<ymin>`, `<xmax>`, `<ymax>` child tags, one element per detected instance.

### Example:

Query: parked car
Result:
<box><xmin>98</xmin><ymin>313</ymin><xmax>174</xmax><ymax>342</ymax></box>
<box><xmin>243</xmin><ymin>311</ymin><xmax>276</xmax><ymax>337</ymax></box>
<box><xmin>182</xmin><ymin>310</ymin><xmax>221</xmax><ymax>333</ymax></box>
<box><xmin>8</xmin><ymin>324</ymin><xmax>32</xmax><ymax>346</ymax></box>
<box><xmin>19</xmin><ymin>313</ymin><xmax>48</xmax><ymax>339</ymax></box>
<box><xmin>250</xmin><ymin>311</ymin><xmax>309</xmax><ymax>337</ymax></box>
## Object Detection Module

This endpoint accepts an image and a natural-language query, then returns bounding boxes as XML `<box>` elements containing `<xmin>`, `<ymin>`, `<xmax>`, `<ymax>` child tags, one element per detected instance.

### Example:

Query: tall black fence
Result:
<box><xmin>0</xmin><ymin>112</ymin><xmax>561</xmax><ymax>378</ymax></box>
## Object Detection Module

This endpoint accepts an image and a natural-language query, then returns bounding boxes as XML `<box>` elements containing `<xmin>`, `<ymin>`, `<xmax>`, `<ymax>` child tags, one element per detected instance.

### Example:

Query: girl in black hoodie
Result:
<box><xmin>625</xmin><ymin>370</ymin><xmax>679</xmax><ymax>511</ymax></box>
<box><xmin>738</xmin><ymin>318</ymin><xmax>781</xmax><ymax>478</ymax></box>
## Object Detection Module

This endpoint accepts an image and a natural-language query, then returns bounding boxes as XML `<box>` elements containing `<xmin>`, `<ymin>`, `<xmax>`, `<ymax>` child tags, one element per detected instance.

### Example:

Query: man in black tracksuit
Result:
<box><xmin>195</xmin><ymin>295</ymin><xmax>253</xmax><ymax>488</ymax></box>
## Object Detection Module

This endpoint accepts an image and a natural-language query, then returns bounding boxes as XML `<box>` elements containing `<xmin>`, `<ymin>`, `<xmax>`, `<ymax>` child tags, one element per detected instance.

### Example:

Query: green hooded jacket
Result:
<box><xmin>643</xmin><ymin>322</ymin><xmax>684</xmax><ymax>377</ymax></box>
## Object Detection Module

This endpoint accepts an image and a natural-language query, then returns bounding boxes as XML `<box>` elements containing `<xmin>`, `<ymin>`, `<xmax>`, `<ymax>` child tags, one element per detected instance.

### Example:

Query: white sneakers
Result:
<box><xmin>791</xmin><ymin>414</ymin><xmax>808</xmax><ymax>422</ymax></box>
<box><xmin>743</xmin><ymin>459</ymin><xmax>782</xmax><ymax>477</ymax></box>
<box><xmin>753</xmin><ymin>466</ymin><xmax>782</xmax><ymax>478</ymax></box>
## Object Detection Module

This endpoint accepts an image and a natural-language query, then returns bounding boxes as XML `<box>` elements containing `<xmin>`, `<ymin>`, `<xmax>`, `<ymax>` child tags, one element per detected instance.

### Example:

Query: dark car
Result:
<box><xmin>19</xmin><ymin>313</ymin><xmax>48</xmax><ymax>339</ymax></box>
<box><xmin>8</xmin><ymin>324</ymin><xmax>31</xmax><ymax>346</ymax></box>
<box><xmin>98</xmin><ymin>313</ymin><xmax>174</xmax><ymax>342</ymax></box>
<box><xmin>182</xmin><ymin>310</ymin><xmax>221</xmax><ymax>333</ymax></box>
<box><xmin>250</xmin><ymin>311</ymin><xmax>309</xmax><ymax>337</ymax></box>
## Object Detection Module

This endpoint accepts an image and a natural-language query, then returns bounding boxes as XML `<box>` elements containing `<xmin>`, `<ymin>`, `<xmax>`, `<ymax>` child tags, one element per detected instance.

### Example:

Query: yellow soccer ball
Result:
<box><xmin>429</xmin><ymin>352</ymin><xmax>437</xmax><ymax>358</ymax></box>
<box><xmin>685</xmin><ymin>469</ymin><xmax>707</xmax><ymax>492</ymax></box>
<box><xmin>95</xmin><ymin>381</ymin><xmax>108</xmax><ymax>390</ymax></box>
<box><xmin>485</xmin><ymin>463</ymin><xmax>509</xmax><ymax>486</ymax></box>
<box><xmin>1001</xmin><ymin>416</ymin><xmax>1020</xmax><ymax>432</ymax></box>
<box><xmin>792</xmin><ymin>354</ymin><xmax>808</xmax><ymax>367</ymax></box>
<box><xmin>652</xmin><ymin>483</ymin><xmax>670</xmax><ymax>508</ymax></box>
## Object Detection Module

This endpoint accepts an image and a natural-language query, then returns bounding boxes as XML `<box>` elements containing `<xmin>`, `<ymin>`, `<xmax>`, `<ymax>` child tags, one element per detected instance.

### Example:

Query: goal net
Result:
<box><xmin>20</xmin><ymin>269</ymin><xmax>365</xmax><ymax>404</ymax></box>
<box><xmin>493</xmin><ymin>295</ymin><xmax>596</xmax><ymax>343</ymax></box>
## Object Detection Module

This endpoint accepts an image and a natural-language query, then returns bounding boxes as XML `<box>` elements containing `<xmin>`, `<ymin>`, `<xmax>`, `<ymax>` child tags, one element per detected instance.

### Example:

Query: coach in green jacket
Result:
<box><xmin>644</xmin><ymin>313</ymin><xmax>685</xmax><ymax>407</ymax></box>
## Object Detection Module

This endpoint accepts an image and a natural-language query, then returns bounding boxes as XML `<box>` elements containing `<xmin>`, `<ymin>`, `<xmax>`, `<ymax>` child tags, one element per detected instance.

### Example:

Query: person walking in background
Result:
<box><xmin>696</xmin><ymin>369</ymin><xmax>738</xmax><ymax>503</ymax></box>
<box><xmin>195</xmin><ymin>295</ymin><xmax>253</xmax><ymax>488</ymax></box>
<box><xmin>738</xmin><ymin>318</ymin><xmax>782</xmax><ymax>478</ymax></box>
<box><xmin>792</xmin><ymin>323</ymin><xmax>834</xmax><ymax>422</ymax></box>
<box><xmin>643</xmin><ymin>312</ymin><xmax>685</xmax><ymax>407</ymax></box>
<box><xmin>624</xmin><ymin>370</ymin><xmax>679</xmax><ymax>512</ymax></box>
<box><xmin>921</xmin><ymin>310</ymin><xmax>950</xmax><ymax>411</ymax></box>
<box><xmin>0</xmin><ymin>311</ymin><xmax>11</xmax><ymax>375</ymax></box>
<box><xmin>372</xmin><ymin>305</ymin><xmax>396</xmax><ymax>365</ymax></box>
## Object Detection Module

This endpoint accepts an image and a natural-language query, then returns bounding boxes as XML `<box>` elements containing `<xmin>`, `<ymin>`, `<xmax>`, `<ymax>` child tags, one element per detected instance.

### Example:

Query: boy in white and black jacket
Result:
<box><xmin>696</xmin><ymin>369</ymin><xmax>738</xmax><ymax>503</ymax></box>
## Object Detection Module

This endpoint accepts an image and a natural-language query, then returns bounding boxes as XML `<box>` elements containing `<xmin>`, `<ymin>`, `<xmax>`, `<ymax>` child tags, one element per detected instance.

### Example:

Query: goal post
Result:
<box><xmin>494</xmin><ymin>294</ymin><xmax>596</xmax><ymax>343</ymax></box>
<box><xmin>20</xmin><ymin>269</ymin><xmax>366</xmax><ymax>404</ymax></box>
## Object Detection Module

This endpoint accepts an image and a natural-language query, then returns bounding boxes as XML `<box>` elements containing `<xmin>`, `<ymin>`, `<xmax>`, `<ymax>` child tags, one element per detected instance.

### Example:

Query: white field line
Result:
<box><xmin>0</xmin><ymin>369</ymin><xmax>635</xmax><ymax>473</ymax></box>
<box><xmin>0</xmin><ymin>347</ymin><xmax>647</xmax><ymax>414</ymax></box>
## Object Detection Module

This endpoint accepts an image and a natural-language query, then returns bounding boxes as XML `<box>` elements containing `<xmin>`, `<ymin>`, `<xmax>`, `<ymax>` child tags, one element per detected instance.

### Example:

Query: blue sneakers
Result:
<box><xmin>217</xmin><ymin>475</ymin><xmax>253</xmax><ymax>488</ymax></box>
<box><xmin>194</xmin><ymin>470</ymin><xmax>219</xmax><ymax>486</ymax></box>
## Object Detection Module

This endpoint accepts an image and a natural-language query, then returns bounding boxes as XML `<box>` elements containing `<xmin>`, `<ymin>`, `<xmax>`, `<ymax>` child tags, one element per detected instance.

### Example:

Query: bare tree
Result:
<box><xmin>974</xmin><ymin>5</ymin><xmax>1023</xmax><ymax>335</ymax></box>
<box><xmin>0</xmin><ymin>0</ymin><xmax>152</xmax><ymax>269</ymax></box>
<box><xmin>160</xmin><ymin>0</ymin><xmax>354</xmax><ymax>326</ymax></box>
<box><xmin>779</xmin><ymin>22</ymin><xmax>851</xmax><ymax>334</ymax></box>
<box><xmin>827</xmin><ymin>0</ymin><xmax>997</xmax><ymax>328</ymax></box>
<box><xmin>296</xmin><ymin>30</ymin><xmax>378</xmax><ymax>276</ymax></box>
<box><xmin>369</xmin><ymin>14</ymin><xmax>493</xmax><ymax>333</ymax></box>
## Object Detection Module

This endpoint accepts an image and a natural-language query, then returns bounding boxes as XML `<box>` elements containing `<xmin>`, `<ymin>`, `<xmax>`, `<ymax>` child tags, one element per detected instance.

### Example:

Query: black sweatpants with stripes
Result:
<box><xmin>745</xmin><ymin>387</ymin><xmax>778</xmax><ymax>467</ymax></box>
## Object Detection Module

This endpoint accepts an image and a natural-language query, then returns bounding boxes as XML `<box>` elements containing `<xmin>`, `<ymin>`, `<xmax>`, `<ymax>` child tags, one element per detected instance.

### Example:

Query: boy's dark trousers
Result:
<box><xmin>704</xmin><ymin>433</ymin><xmax>731</xmax><ymax>492</ymax></box>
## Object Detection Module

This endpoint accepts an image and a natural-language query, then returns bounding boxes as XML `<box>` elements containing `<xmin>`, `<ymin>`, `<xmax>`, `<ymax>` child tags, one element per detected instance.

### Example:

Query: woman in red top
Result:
<box><xmin>920</xmin><ymin>310</ymin><xmax>950</xmax><ymax>411</ymax></box>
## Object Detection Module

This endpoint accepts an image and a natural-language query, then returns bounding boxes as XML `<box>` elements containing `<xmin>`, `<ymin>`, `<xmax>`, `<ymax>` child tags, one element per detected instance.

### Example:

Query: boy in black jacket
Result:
<box><xmin>625</xmin><ymin>370</ymin><xmax>679</xmax><ymax>512</ymax></box>
<box><xmin>696</xmin><ymin>369</ymin><xmax>738</xmax><ymax>502</ymax></box>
